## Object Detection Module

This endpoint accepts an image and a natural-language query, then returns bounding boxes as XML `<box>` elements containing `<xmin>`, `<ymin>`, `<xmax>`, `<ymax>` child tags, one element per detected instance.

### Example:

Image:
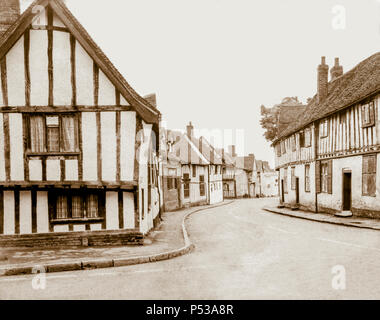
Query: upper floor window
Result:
<box><xmin>291</xmin><ymin>136</ymin><xmax>296</xmax><ymax>152</ymax></box>
<box><xmin>362</xmin><ymin>154</ymin><xmax>376</xmax><ymax>197</ymax></box>
<box><xmin>320</xmin><ymin>120</ymin><xmax>329</xmax><ymax>138</ymax></box>
<box><xmin>28</xmin><ymin>114</ymin><xmax>79</xmax><ymax>154</ymax></box>
<box><xmin>304</xmin><ymin>129</ymin><xmax>311</xmax><ymax>147</ymax></box>
<box><xmin>361</xmin><ymin>102</ymin><xmax>375</xmax><ymax>128</ymax></box>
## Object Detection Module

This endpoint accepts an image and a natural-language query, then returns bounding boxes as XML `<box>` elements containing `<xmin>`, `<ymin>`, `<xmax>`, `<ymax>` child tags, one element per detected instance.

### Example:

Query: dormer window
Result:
<box><xmin>361</xmin><ymin>102</ymin><xmax>375</xmax><ymax>128</ymax></box>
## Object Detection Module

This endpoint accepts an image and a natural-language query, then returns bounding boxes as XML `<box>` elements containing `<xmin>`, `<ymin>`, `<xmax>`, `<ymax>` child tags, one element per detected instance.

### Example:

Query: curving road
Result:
<box><xmin>1</xmin><ymin>198</ymin><xmax>380</xmax><ymax>299</ymax></box>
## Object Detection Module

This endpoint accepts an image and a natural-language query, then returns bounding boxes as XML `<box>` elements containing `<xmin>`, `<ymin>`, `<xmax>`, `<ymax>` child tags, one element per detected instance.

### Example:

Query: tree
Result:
<box><xmin>260</xmin><ymin>104</ymin><xmax>279</xmax><ymax>142</ymax></box>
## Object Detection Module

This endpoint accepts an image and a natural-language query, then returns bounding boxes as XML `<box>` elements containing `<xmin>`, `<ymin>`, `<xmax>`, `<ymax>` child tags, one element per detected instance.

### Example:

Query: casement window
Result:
<box><xmin>51</xmin><ymin>190</ymin><xmax>102</xmax><ymax>220</ymax></box>
<box><xmin>291</xmin><ymin>167</ymin><xmax>296</xmax><ymax>190</ymax></box>
<box><xmin>361</xmin><ymin>102</ymin><xmax>375</xmax><ymax>128</ymax></box>
<box><xmin>199</xmin><ymin>175</ymin><xmax>205</xmax><ymax>196</ymax></box>
<box><xmin>183</xmin><ymin>173</ymin><xmax>190</xmax><ymax>198</ymax></box>
<box><xmin>320</xmin><ymin>120</ymin><xmax>329</xmax><ymax>138</ymax></box>
<box><xmin>276</xmin><ymin>144</ymin><xmax>281</xmax><ymax>157</ymax></box>
<box><xmin>305</xmin><ymin>164</ymin><xmax>310</xmax><ymax>192</ymax></box>
<box><xmin>167</xmin><ymin>177</ymin><xmax>177</xmax><ymax>190</ymax></box>
<box><xmin>214</xmin><ymin>165</ymin><xmax>217</xmax><ymax>175</ymax></box>
<box><xmin>192</xmin><ymin>165</ymin><xmax>196</xmax><ymax>178</ymax></box>
<box><xmin>299</xmin><ymin>132</ymin><xmax>305</xmax><ymax>148</ymax></box>
<box><xmin>291</xmin><ymin>136</ymin><xmax>296</xmax><ymax>152</ymax></box>
<box><xmin>28</xmin><ymin>114</ymin><xmax>79</xmax><ymax>153</ymax></box>
<box><xmin>362</xmin><ymin>154</ymin><xmax>376</xmax><ymax>196</ymax></box>
<box><xmin>283</xmin><ymin>167</ymin><xmax>288</xmax><ymax>193</ymax></box>
<box><xmin>320</xmin><ymin>160</ymin><xmax>332</xmax><ymax>194</ymax></box>
<box><xmin>304</xmin><ymin>129</ymin><xmax>311</xmax><ymax>147</ymax></box>
<box><xmin>280</xmin><ymin>141</ymin><xmax>286</xmax><ymax>155</ymax></box>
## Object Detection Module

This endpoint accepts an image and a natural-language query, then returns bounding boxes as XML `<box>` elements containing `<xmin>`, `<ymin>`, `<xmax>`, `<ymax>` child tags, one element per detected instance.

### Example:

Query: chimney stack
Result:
<box><xmin>186</xmin><ymin>121</ymin><xmax>193</xmax><ymax>138</ymax></box>
<box><xmin>317</xmin><ymin>56</ymin><xmax>329</xmax><ymax>103</ymax></box>
<box><xmin>330</xmin><ymin>57</ymin><xmax>343</xmax><ymax>81</ymax></box>
<box><xmin>0</xmin><ymin>0</ymin><xmax>20</xmax><ymax>37</ymax></box>
<box><xmin>228</xmin><ymin>145</ymin><xmax>236</xmax><ymax>157</ymax></box>
<box><xmin>143</xmin><ymin>93</ymin><xmax>157</xmax><ymax>108</ymax></box>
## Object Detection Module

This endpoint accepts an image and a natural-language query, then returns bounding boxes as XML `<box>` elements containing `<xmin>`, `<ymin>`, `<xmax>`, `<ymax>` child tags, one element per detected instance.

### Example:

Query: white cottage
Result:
<box><xmin>0</xmin><ymin>0</ymin><xmax>161</xmax><ymax>246</ymax></box>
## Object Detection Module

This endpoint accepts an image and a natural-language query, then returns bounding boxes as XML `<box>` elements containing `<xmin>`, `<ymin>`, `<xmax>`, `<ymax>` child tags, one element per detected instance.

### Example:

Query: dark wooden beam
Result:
<box><xmin>47</xmin><ymin>6</ymin><xmax>54</xmax><ymax>107</ymax></box>
<box><xmin>118</xmin><ymin>190</ymin><xmax>123</xmax><ymax>229</ymax></box>
<box><xmin>96</xmin><ymin>111</ymin><xmax>101</xmax><ymax>181</ymax></box>
<box><xmin>93</xmin><ymin>62</ymin><xmax>99</xmax><ymax>106</ymax></box>
<box><xmin>116</xmin><ymin>111</ymin><xmax>120</xmax><ymax>182</ymax></box>
<box><xmin>70</xmin><ymin>34</ymin><xmax>76</xmax><ymax>106</ymax></box>
<box><xmin>24</xmin><ymin>29</ymin><xmax>31</xmax><ymax>107</ymax></box>
<box><xmin>0</xmin><ymin>57</ymin><xmax>8</xmax><ymax>106</ymax></box>
<box><xmin>3</xmin><ymin>113</ymin><xmax>10</xmax><ymax>181</ymax></box>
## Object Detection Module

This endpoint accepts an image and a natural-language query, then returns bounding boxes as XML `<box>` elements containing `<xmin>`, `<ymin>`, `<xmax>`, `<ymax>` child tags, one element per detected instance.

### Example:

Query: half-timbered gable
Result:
<box><xmin>0</xmin><ymin>0</ymin><xmax>160</xmax><ymax>243</ymax></box>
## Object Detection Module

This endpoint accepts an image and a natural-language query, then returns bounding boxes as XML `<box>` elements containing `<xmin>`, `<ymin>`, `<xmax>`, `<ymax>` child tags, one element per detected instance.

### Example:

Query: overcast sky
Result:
<box><xmin>22</xmin><ymin>0</ymin><xmax>380</xmax><ymax>166</ymax></box>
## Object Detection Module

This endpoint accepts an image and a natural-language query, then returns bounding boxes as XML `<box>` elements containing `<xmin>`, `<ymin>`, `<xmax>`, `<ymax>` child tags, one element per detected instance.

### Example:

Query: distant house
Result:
<box><xmin>0</xmin><ymin>0</ymin><xmax>161</xmax><ymax>245</ymax></box>
<box><xmin>273</xmin><ymin>53</ymin><xmax>380</xmax><ymax>217</ymax></box>
<box><xmin>257</xmin><ymin>161</ymin><xmax>278</xmax><ymax>197</ymax></box>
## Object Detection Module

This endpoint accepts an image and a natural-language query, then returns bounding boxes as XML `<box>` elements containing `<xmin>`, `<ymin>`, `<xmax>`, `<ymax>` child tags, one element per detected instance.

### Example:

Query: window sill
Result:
<box><xmin>362</xmin><ymin>123</ymin><xmax>375</xmax><ymax>129</ymax></box>
<box><xmin>51</xmin><ymin>217</ymin><xmax>103</xmax><ymax>224</ymax></box>
<box><xmin>26</xmin><ymin>152</ymin><xmax>80</xmax><ymax>157</ymax></box>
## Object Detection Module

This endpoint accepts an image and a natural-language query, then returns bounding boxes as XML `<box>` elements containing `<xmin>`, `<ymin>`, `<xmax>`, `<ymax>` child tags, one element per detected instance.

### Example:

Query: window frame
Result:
<box><xmin>27</xmin><ymin>113</ymin><xmax>80</xmax><ymax>155</ymax></box>
<box><xmin>199</xmin><ymin>175</ymin><xmax>205</xmax><ymax>196</ymax></box>
<box><xmin>305</xmin><ymin>164</ymin><xmax>310</xmax><ymax>192</ymax></box>
<box><xmin>362</xmin><ymin>154</ymin><xmax>377</xmax><ymax>197</ymax></box>
<box><xmin>183</xmin><ymin>173</ymin><xmax>190</xmax><ymax>198</ymax></box>
<box><xmin>320</xmin><ymin>119</ymin><xmax>329</xmax><ymax>138</ymax></box>
<box><xmin>291</xmin><ymin>166</ymin><xmax>296</xmax><ymax>190</ymax></box>
<box><xmin>361</xmin><ymin>102</ymin><xmax>375</xmax><ymax>128</ymax></box>
<box><xmin>49</xmin><ymin>189</ymin><xmax>104</xmax><ymax>222</ymax></box>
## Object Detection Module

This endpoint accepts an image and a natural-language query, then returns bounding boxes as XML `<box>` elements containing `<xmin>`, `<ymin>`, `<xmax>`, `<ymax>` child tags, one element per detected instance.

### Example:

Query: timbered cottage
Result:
<box><xmin>0</xmin><ymin>0</ymin><xmax>161</xmax><ymax>245</ymax></box>
<box><xmin>274</xmin><ymin>53</ymin><xmax>380</xmax><ymax>218</ymax></box>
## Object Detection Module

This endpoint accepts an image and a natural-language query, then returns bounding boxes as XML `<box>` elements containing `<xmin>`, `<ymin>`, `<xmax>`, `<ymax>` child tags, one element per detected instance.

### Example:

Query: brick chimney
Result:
<box><xmin>186</xmin><ymin>121</ymin><xmax>193</xmax><ymax>138</ymax></box>
<box><xmin>330</xmin><ymin>57</ymin><xmax>343</xmax><ymax>81</ymax></box>
<box><xmin>0</xmin><ymin>0</ymin><xmax>20</xmax><ymax>37</ymax></box>
<box><xmin>143</xmin><ymin>93</ymin><xmax>157</xmax><ymax>108</ymax></box>
<box><xmin>228</xmin><ymin>145</ymin><xmax>236</xmax><ymax>157</ymax></box>
<box><xmin>317</xmin><ymin>56</ymin><xmax>329</xmax><ymax>103</ymax></box>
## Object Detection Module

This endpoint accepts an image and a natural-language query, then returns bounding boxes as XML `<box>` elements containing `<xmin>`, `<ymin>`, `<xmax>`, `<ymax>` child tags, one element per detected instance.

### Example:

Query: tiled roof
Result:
<box><xmin>276</xmin><ymin>52</ymin><xmax>380</xmax><ymax>141</ymax></box>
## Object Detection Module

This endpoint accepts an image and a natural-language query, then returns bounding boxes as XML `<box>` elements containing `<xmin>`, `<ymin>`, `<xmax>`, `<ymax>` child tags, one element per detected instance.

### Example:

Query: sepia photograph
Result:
<box><xmin>0</xmin><ymin>0</ymin><xmax>378</xmax><ymax>308</ymax></box>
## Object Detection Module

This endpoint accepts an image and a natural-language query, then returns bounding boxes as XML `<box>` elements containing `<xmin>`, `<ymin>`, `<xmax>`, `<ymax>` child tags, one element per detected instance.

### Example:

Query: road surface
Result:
<box><xmin>1</xmin><ymin>198</ymin><xmax>380</xmax><ymax>299</ymax></box>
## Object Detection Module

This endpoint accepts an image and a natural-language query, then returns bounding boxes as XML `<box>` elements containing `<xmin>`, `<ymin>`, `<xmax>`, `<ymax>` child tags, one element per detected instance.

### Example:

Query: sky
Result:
<box><xmin>22</xmin><ymin>0</ymin><xmax>380</xmax><ymax>167</ymax></box>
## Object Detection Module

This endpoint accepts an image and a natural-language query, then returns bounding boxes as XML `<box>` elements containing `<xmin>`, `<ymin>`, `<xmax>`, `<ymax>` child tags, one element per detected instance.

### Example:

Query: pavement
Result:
<box><xmin>263</xmin><ymin>205</ymin><xmax>380</xmax><ymax>231</ymax></box>
<box><xmin>0</xmin><ymin>200</ymin><xmax>234</xmax><ymax>277</ymax></box>
<box><xmin>3</xmin><ymin>197</ymin><xmax>380</xmax><ymax>299</ymax></box>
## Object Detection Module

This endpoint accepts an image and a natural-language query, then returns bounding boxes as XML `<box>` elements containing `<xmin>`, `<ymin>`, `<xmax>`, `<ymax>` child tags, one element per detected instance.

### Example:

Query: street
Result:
<box><xmin>1</xmin><ymin>197</ymin><xmax>380</xmax><ymax>299</ymax></box>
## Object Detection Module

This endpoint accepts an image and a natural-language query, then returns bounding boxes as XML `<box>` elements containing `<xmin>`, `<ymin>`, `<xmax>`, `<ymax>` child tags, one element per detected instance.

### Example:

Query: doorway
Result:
<box><xmin>343</xmin><ymin>172</ymin><xmax>352</xmax><ymax>211</ymax></box>
<box><xmin>281</xmin><ymin>180</ymin><xmax>285</xmax><ymax>203</ymax></box>
<box><xmin>295</xmin><ymin>177</ymin><xmax>300</xmax><ymax>204</ymax></box>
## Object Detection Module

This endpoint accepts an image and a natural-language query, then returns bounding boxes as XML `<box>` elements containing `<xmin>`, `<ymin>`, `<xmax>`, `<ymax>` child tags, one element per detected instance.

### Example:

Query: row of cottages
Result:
<box><xmin>273</xmin><ymin>52</ymin><xmax>380</xmax><ymax>217</ymax></box>
<box><xmin>160</xmin><ymin>122</ymin><xmax>224</xmax><ymax>211</ymax></box>
<box><xmin>0</xmin><ymin>0</ymin><xmax>162</xmax><ymax>246</ymax></box>
<box><xmin>219</xmin><ymin>145</ymin><xmax>278</xmax><ymax>199</ymax></box>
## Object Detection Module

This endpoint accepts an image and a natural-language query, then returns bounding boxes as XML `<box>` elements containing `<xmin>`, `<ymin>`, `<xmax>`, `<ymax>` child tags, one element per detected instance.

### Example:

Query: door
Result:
<box><xmin>295</xmin><ymin>177</ymin><xmax>300</xmax><ymax>204</ymax></box>
<box><xmin>281</xmin><ymin>180</ymin><xmax>285</xmax><ymax>203</ymax></box>
<box><xmin>343</xmin><ymin>172</ymin><xmax>352</xmax><ymax>211</ymax></box>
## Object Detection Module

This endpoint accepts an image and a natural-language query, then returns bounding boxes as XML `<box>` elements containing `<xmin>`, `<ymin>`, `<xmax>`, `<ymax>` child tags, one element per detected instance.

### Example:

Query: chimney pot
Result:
<box><xmin>186</xmin><ymin>121</ymin><xmax>194</xmax><ymax>138</ymax></box>
<box><xmin>330</xmin><ymin>57</ymin><xmax>343</xmax><ymax>81</ymax></box>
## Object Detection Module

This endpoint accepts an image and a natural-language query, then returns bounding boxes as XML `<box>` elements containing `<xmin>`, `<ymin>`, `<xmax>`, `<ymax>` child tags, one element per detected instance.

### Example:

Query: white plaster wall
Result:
<box><xmin>73</xmin><ymin>225</ymin><xmax>85</xmax><ymax>232</ymax></box>
<box><xmin>3</xmin><ymin>191</ymin><xmax>15</xmax><ymax>235</ymax></box>
<box><xmin>123</xmin><ymin>191</ymin><xmax>135</xmax><ymax>229</ymax></box>
<box><xmin>9</xmin><ymin>113</ymin><xmax>24</xmax><ymax>181</ymax></box>
<box><xmin>101</xmin><ymin>112</ymin><xmax>116</xmax><ymax>181</ymax></box>
<box><xmin>106</xmin><ymin>191</ymin><xmax>119</xmax><ymax>230</ymax></box>
<box><xmin>29</xmin><ymin>30</ymin><xmax>49</xmax><ymax>106</ymax></box>
<box><xmin>29</xmin><ymin>160</ymin><xmax>43</xmax><ymax>181</ymax></box>
<box><xmin>46</xmin><ymin>159</ymin><xmax>60</xmax><ymax>181</ymax></box>
<box><xmin>90</xmin><ymin>224</ymin><xmax>101</xmax><ymax>231</ymax></box>
<box><xmin>120</xmin><ymin>95</ymin><xmax>129</xmax><ymax>106</ymax></box>
<box><xmin>120</xmin><ymin>111</ymin><xmax>136</xmax><ymax>181</ymax></box>
<box><xmin>98</xmin><ymin>69</ymin><xmax>115</xmax><ymax>105</ymax></box>
<box><xmin>53</xmin><ymin>31</ymin><xmax>71</xmax><ymax>105</ymax></box>
<box><xmin>65</xmin><ymin>159</ymin><xmax>78</xmax><ymax>181</ymax></box>
<box><xmin>53</xmin><ymin>13</ymin><xmax>66</xmax><ymax>28</ymax></box>
<box><xmin>75</xmin><ymin>41</ymin><xmax>94</xmax><ymax>105</ymax></box>
<box><xmin>36</xmin><ymin>191</ymin><xmax>49</xmax><ymax>233</ymax></box>
<box><xmin>81</xmin><ymin>112</ymin><xmax>98</xmax><ymax>181</ymax></box>
<box><xmin>6</xmin><ymin>36</ymin><xmax>25</xmax><ymax>106</ymax></box>
<box><xmin>19</xmin><ymin>191</ymin><xmax>32</xmax><ymax>234</ymax></box>
<box><xmin>54</xmin><ymin>225</ymin><xmax>69</xmax><ymax>232</ymax></box>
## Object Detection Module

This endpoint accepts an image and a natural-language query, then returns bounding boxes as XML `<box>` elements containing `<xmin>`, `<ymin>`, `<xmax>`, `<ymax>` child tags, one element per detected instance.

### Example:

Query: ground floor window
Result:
<box><xmin>291</xmin><ymin>167</ymin><xmax>296</xmax><ymax>190</ymax></box>
<box><xmin>51</xmin><ymin>190</ymin><xmax>102</xmax><ymax>220</ymax></box>
<box><xmin>167</xmin><ymin>177</ymin><xmax>178</xmax><ymax>190</ymax></box>
<box><xmin>199</xmin><ymin>175</ymin><xmax>205</xmax><ymax>196</ymax></box>
<box><xmin>362</xmin><ymin>154</ymin><xmax>376</xmax><ymax>196</ymax></box>
<box><xmin>283</xmin><ymin>168</ymin><xmax>288</xmax><ymax>193</ymax></box>
<box><xmin>183</xmin><ymin>173</ymin><xmax>190</xmax><ymax>198</ymax></box>
<box><xmin>305</xmin><ymin>164</ymin><xmax>310</xmax><ymax>192</ymax></box>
